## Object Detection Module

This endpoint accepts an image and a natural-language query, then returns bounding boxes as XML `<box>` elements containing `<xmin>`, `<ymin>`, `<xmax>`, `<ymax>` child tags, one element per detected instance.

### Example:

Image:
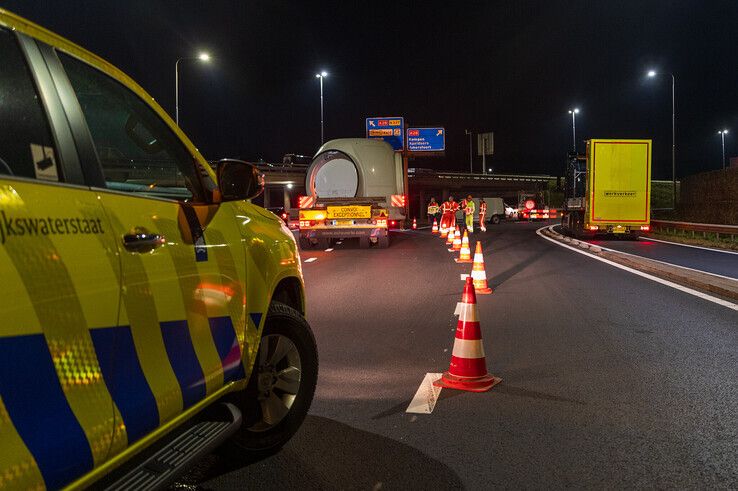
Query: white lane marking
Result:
<box><xmin>324</xmin><ymin>248</ymin><xmax>334</xmax><ymax>252</ymax></box>
<box><xmin>406</xmin><ymin>373</ymin><xmax>443</xmax><ymax>414</ymax></box>
<box><xmin>537</xmin><ymin>226</ymin><xmax>738</xmax><ymax>312</ymax></box>
<box><xmin>640</xmin><ymin>236</ymin><xmax>738</xmax><ymax>255</ymax></box>
<box><xmin>335</xmin><ymin>241</ymin><xmax>343</xmax><ymax>245</ymax></box>
<box><xmin>303</xmin><ymin>257</ymin><xmax>317</xmax><ymax>263</ymax></box>
<box><xmin>585</xmin><ymin>241</ymin><xmax>738</xmax><ymax>282</ymax></box>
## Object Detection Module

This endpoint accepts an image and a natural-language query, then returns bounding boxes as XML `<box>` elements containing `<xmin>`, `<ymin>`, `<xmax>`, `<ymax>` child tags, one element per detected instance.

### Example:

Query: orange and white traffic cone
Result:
<box><xmin>449</xmin><ymin>228</ymin><xmax>462</xmax><ymax>252</ymax></box>
<box><xmin>440</xmin><ymin>223</ymin><xmax>448</xmax><ymax>238</ymax></box>
<box><xmin>470</xmin><ymin>242</ymin><xmax>493</xmax><ymax>294</ymax></box>
<box><xmin>432</xmin><ymin>219</ymin><xmax>439</xmax><ymax>234</ymax></box>
<box><xmin>434</xmin><ymin>276</ymin><xmax>501</xmax><ymax>392</ymax></box>
<box><xmin>412</xmin><ymin>217</ymin><xmax>417</xmax><ymax>230</ymax></box>
<box><xmin>455</xmin><ymin>230</ymin><xmax>472</xmax><ymax>263</ymax></box>
<box><xmin>446</xmin><ymin>226</ymin><xmax>456</xmax><ymax>245</ymax></box>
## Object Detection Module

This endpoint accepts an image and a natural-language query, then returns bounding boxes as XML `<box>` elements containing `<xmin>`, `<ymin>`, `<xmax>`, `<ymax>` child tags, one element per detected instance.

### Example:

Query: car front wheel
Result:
<box><xmin>229</xmin><ymin>301</ymin><xmax>318</xmax><ymax>455</ymax></box>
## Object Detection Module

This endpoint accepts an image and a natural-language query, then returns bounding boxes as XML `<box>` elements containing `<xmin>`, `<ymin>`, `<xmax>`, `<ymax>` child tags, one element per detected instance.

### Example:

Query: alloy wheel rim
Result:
<box><xmin>249</xmin><ymin>334</ymin><xmax>302</xmax><ymax>432</ymax></box>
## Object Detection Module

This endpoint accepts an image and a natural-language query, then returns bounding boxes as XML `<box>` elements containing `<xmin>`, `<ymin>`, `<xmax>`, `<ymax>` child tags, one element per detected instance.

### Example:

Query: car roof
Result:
<box><xmin>0</xmin><ymin>8</ymin><xmax>216</xmax><ymax>182</ymax></box>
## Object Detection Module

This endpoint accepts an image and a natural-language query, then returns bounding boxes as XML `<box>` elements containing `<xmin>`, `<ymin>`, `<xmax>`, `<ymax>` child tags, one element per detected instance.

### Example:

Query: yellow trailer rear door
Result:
<box><xmin>589</xmin><ymin>140</ymin><xmax>651</xmax><ymax>224</ymax></box>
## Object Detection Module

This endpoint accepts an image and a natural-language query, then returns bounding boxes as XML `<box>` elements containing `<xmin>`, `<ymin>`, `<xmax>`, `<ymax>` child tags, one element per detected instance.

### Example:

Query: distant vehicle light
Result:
<box><xmin>524</xmin><ymin>200</ymin><xmax>535</xmax><ymax>210</ymax></box>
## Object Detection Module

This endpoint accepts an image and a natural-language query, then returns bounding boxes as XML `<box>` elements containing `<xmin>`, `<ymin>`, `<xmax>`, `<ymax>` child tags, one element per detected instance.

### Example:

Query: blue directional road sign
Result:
<box><xmin>406</xmin><ymin>127</ymin><xmax>445</xmax><ymax>152</ymax></box>
<box><xmin>366</xmin><ymin>116</ymin><xmax>404</xmax><ymax>151</ymax></box>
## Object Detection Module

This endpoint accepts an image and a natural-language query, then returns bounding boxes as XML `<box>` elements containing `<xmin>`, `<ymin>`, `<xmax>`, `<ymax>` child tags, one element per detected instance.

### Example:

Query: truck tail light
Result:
<box><xmin>640</xmin><ymin>225</ymin><xmax>650</xmax><ymax>231</ymax></box>
<box><xmin>299</xmin><ymin>220</ymin><xmax>317</xmax><ymax>227</ymax></box>
<box><xmin>391</xmin><ymin>195</ymin><xmax>406</xmax><ymax>207</ymax></box>
<box><xmin>589</xmin><ymin>225</ymin><xmax>599</xmax><ymax>231</ymax></box>
<box><xmin>376</xmin><ymin>219</ymin><xmax>387</xmax><ymax>227</ymax></box>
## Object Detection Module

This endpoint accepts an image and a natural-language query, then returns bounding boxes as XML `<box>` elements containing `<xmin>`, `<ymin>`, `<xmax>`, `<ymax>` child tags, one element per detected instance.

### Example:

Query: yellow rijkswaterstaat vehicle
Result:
<box><xmin>0</xmin><ymin>8</ymin><xmax>317</xmax><ymax>490</ymax></box>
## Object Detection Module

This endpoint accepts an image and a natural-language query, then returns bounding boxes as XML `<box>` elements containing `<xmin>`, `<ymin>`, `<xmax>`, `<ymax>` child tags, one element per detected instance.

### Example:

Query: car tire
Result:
<box><xmin>227</xmin><ymin>301</ymin><xmax>318</xmax><ymax>456</ymax></box>
<box><xmin>491</xmin><ymin>215</ymin><xmax>500</xmax><ymax>224</ymax></box>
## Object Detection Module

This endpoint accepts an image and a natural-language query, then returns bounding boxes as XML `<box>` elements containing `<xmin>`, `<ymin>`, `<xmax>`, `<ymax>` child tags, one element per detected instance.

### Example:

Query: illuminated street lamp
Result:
<box><xmin>718</xmin><ymin>129</ymin><xmax>729</xmax><ymax>170</ymax></box>
<box><xmin>646</xmin><ymin>69</ymin><xmax>676</xmax><ymax>207</ymax></box>
<box><xmin>175</xmin><ymin>52</ymin><xmax>212</xmax><ymax>126</ymax></box>
<box><xmin>568</xmin><ymin>108</ymin><xmax>580</xmax><ymax>153</ymax></box>
<box><xmin>315</xmin><ymin>71</ymin><xmax>328</xmax><ymax>144</ymax></box>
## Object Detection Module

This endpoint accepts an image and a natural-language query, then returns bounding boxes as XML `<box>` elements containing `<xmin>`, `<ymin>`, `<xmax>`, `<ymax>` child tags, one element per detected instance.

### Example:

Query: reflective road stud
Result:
<box><xmin>434</xmin><ymin>277</ymin><xmax>501</xmax><ymax>392</ymax></box>
<box><xmin>432</xmin><ymin>219</ymin><xmax>439</xmax><ymax>234</ymax></box>
<box><xmin>470</xmin><ymin>241</ymin><xmax>493</xmax><ymax>294</ymax></box>
<box><xmin>455</xmin><ymin>230</ymin><xmax>472</xmax><ymax>263</ymax></box>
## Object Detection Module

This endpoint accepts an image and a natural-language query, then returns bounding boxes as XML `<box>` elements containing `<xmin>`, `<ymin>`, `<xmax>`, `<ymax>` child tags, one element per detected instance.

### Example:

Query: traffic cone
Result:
<box><xmin>432</xmin><ymin>219</ymin><xmax>439</xmax><ymax>234</ymax></box>
<box><xmin>470</xmin><ymin>242</ymin><xmax>493</xmax><ymax>294</ymax></box>
<box><xmin>412</xmin><ymin>218</ymin><xmax>417</xmax><ymax>230</ymax></box>
<box><xmin>446</xmin><ymin>226</ymin><xmax>455</xmax><ymax>245</ymax></box>
<box><xmin>433</xmin><ymin>277</ymin><xmax>501</xmax><ymax>392</ymax></box>
<box><xmin>449</xmin><ymin>229</ymin><xmax>462</xmax><ymax>252</ymax></box>
<box><xmin>455</xmin><ymin>230</ymin><xmax>472</xmax><ymax>263</ymax></box>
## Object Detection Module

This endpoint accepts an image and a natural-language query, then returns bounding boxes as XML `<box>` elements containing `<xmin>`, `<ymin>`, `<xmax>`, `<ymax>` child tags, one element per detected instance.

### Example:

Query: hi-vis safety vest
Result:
<box><xmin>479</xmin><ymin>201</ymin><xmax>487</xmax><ymax>214</ymax></box>
<box><xmin>427</xmin><ymin>202</ymin><xmax>440</xmax><ymax>214</ymax></box>
<box><xmin>463</xmin><ymin>200</ymin><xmax>475</xmax><ymax>215</ymax></box>
<box><xmin>441</xmin><ymin>201</ymin><xmax>453</xmax><ymax>213</ymax></box>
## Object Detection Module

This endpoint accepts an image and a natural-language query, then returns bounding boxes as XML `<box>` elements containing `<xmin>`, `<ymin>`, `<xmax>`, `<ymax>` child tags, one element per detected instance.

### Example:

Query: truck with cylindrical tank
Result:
<box><xmin>297</xmin><ymin>138</ymin><xmax>407</xmax><ymax>249</ymax></box>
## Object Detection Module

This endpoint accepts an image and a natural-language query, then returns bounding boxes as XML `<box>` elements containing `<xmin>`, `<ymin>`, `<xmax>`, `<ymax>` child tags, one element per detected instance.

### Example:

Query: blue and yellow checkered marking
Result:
<box><xmin>90</xmin><ymin>326</ymin><xmax>160</xmax><ymax>445</ymax></box>
<box><xmin>0</xmin><ymin>334</ymin><xmax>93</xmax><ymax>489</ymax></box>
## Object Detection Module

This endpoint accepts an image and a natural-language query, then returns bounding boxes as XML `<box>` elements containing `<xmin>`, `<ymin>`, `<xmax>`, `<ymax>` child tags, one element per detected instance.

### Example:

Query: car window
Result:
<box><xmin>58</xmin><ymin>53</ymin><xmax>203</xmax><ymax>201</ymax></box>
<box><xmin>0</xmin><ymin>28</ymin><xmax>59</xmax><ymax>181</ymax></box>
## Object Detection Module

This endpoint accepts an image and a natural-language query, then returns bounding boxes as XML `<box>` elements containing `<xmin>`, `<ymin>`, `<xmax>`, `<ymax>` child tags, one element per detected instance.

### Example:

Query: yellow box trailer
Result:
<box><xmin>563</xmin><ymin>139</ymin><xmax>652</xmax><ymax>238</ymax></box>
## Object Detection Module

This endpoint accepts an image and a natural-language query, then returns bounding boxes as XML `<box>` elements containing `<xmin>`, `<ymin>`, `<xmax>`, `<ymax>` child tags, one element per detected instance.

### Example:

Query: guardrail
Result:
<box><xmin>650</xmin><ymin>220</ymin><xmax>738</xmax><ymax>241</ymax></box>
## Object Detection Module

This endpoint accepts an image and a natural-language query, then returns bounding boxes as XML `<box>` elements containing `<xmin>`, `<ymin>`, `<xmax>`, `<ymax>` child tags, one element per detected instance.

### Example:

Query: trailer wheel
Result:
<box><xmin>491</xmin><ymin>215</ymin><xmax>500</xmax><ymax>225</ymax></box>
<box><xmin>298</xmin><ymin>237</ymin><xmax>312</xmax><ymax>250</ymax></box>
<box><xmin>376</xmin><ymin>235</ymin><xmax>389</xmax><ymax>248</ymax></box>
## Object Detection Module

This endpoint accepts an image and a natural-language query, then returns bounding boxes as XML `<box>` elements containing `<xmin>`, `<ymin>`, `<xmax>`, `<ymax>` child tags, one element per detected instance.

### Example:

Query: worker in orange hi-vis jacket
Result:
<box><xmin>479</xmin><ymin>198</ymin><xmax>487</xmax><ymax>232</ymax></box>
<box><xmin>440</xmin><ymin>196</ymin><xmax>457</xmax><ymax>231</ymax></box>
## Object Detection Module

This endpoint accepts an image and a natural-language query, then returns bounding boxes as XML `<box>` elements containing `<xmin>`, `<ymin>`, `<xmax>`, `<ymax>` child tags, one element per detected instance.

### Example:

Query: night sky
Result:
<box><xmin>3</xmin><ymin>1</ymin><xmax>737</xmax><ymax>179</ymax></box>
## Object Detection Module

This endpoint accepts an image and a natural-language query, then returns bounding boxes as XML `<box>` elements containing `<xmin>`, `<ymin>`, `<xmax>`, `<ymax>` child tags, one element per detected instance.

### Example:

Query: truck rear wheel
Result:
<box><xmin>376</xmin><ymin>235</ymin><xmax>389</xmax><ymax>248</ymax></box>
<box><xmin>491</xmin><ymin>215</ymin><xmax>500</xmax><ymax>224</ymax></box>
<box><xmin>298</xmin><ymin>237</ymin><xmax>312</xmax><ymax>250</ymax></box>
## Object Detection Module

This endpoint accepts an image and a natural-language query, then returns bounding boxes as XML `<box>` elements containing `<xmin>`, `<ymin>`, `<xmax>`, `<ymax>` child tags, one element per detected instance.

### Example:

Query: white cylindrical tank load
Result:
<box><xmin>313</xmin><ymin>154</ymin><xmax>358</xmax><ymax>198</ymax></box>
<box><xmin>307</xmin><ymin>139</ymin><xmax>401</xmax><ymax>199</ymax></box>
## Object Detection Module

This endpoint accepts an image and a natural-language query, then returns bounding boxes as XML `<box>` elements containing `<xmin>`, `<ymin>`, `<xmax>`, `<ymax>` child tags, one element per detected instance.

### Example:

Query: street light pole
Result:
<box><xmin>175</xmin><ymin>52</ymin><xmax>211</xmax><ymax>126</ymax></box>
<box><xmin>718</xmin><ymin>129</ymin><xmax>729</xmax><ymax>169</ymax></box>
<box><xmin>568</xmin><ymin>108</ymin><xmax>579</xmax><ymax>153</ymax></box>
<box><xmin>647</xmin><ymin>70</ymin><xmax>676</xmax><ymax>208</ymax></box>
<box><xmin>465</xmin><ymin>129</ymin><xmax>472</xmax><ymax>173</ymax></box>
<box><xmin>315</xmin><ymin>71</ymin><xmax>328</xmax><ymax>144</ymax></box>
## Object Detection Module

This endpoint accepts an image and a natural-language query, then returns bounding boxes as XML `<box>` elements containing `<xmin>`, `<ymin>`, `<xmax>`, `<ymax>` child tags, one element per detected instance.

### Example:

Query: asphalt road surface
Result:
<box><xmin>568</xmin><ymin>228</ymin><xmax>738</xmax><ymax>279</ymax></box>
<box><xmin>176</xmin><ymin>221</ymin><xmax>737</xmax><ymax>489</ymax></box>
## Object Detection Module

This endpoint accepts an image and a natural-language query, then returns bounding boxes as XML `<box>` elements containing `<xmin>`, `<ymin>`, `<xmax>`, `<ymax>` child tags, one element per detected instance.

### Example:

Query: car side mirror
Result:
<box><xmin>217</xmin><ymin>159</ymin><xmax>264</xmax><ymax>201</ymax></box>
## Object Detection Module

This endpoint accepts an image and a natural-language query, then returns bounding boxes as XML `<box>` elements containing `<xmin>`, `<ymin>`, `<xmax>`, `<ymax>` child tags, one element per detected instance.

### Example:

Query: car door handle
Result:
<box><xmin>122</xmin><ymin>229</ymin><xmax>165</xmax><ymax>253</ymax></box>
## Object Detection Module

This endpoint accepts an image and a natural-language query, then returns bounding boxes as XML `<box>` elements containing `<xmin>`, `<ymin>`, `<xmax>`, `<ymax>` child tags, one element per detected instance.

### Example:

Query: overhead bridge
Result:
<box><xmin>254</xmin><ymin>163</ymin><xmax>559</xmax><ymax>220</ymax></box>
